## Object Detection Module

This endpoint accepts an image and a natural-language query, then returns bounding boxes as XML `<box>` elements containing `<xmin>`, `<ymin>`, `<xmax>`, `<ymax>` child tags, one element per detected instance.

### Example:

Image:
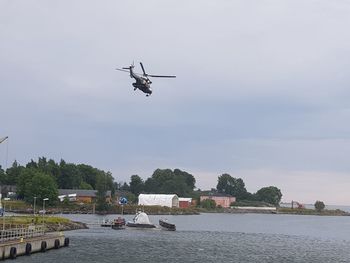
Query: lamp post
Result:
<box><xmin>33</xmin><ymin>197</ymin><xmax>37</xmax><ymax>216</ymax></box>
<box><xmin>2</xmin><ymin>203</ymin><xmax>5</xmax><ymax>231</ymax></box>
<box><xmin>42</xmin><ymin>198</ymin><xmax>49</xmax><ymax>225</ymax></box>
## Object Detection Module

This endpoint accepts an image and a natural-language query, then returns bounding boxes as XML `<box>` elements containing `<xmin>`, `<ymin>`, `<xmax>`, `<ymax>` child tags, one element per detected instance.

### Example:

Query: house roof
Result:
<box><xmin>179</xmin><ymin>197</ymin><xmax>192</xmax><ymax>202</ymax></box>
<box><xmin>58</xmin><ymin>189</ymin><xmax>111</xmax><ymax>197</ymax></box>
<box><xmin>200</xmin><ymin>192</ymin><xmax>235</xmax><ymax>198</ymax></box>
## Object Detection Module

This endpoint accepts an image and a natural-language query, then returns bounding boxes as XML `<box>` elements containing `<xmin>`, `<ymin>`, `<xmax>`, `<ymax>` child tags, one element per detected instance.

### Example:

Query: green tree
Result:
<box><xmin>5</xmin><ymin>160</ymin><xmax>23</xmax><ymax>185</ymax></box>
<box><xmin>26</xmin><ymin>159</ymin><xmax>38</xmax><ymax>169</ymax></box>
<box><xmin>216</xmin><ymin>174</ymin><xmax>248</xmax><ymax>200</ymax></box>
<box><xmin>46</xmin><ymin>159</ymin><xmax>61</xmax><ymax>183</ymax></box>
<box><xmin>105</xmin><ymin>172</ymin><xmax>115</xmax><ymax>196</ymax></box>
<box><xmin>255</xmin><ymin>186</ymin><xmax>282</xmax><ymax>206</ymax></box>
<box><xmin>17</xmin><ymin>168</ymin><xmax>36</xmax><ymax>199</ymax></box>
<box><xmin>144</xmin><ymin>168</ymin><xmax>195</xmax><ymax>197</ymax></box>
<box><xmin>120</xmin><ymin>182</ymin><xmax>130</xmax><ymax>191</ymax></box>
<box><xmin>314</xmin><ymin>200</ymin><xmax>325</xmax><ymax>212</ymax></box>
<box><xmin>13</xmin><ymin>157</ymin><xmax>115</xmax><ymax>204</ymax></box>
<box><xmin>174</xmin><ymin>169</ymin><xmax>196</xmax><ymax>190</ymax></box>
<box><xmin>201</xmin><ymin>199</ymin><xmax>216</xmax><ymax>209</ymax></box>
<box><xmin>17</xmin><ymin>168</ymin><xmax>58</xmax><ymax>204</ymax></box>
<box><xmin>58</xmin><ymin>160</ymin><xmax>82</xmax><ymax>189</ymax></box>
<box><xmin>95</xmin><ymin>172</ymin><xmax>108</xmax><ymax>211</ymax></box>
<box><xmin>0</xmin><ymin>165</ymin><xmax>5</xmax><ymax>184</ymax></box>
<box><xmin>129</xmin><ymin>175</ymin><xmax>144</xmax><ymax>196</ymax></box>
<box><xmin>28</xmin><ymin>172</ymin><xmax>58</xmax><ymax>205</ymax></box>
<box><xmin>77</xmin><ymin>164</ymin><xmax>99</xmax><ymax>189</ymax></box>
<box><xmin>79</xmin><ymin>181</ymin><xmax>93</xmax><ymax>190</ymax></box>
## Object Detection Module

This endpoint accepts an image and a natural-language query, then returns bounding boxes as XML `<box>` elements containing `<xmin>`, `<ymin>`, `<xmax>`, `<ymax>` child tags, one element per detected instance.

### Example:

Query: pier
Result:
<box><xmin>0</xmin><ymin>225</ymin><xmax>69</xmax><ymax>260</ymax></box>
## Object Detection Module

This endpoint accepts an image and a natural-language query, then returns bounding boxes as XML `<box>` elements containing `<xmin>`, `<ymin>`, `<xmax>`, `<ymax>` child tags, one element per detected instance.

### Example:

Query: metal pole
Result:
<box><xmin>43</xmin><ymin>198</ymin><xmax>49</xmax><ymax>228</ymax></box>
<box><xmin>42</xmin><ymin>200</ymin><xmax>45</xmax><ymax>224</ymax></box>
<box><xmin>2</xmin><ymin>203</ymin><xmax>5</xmax><ymax>231</ymax></box>
<box><xmin>33</xmin><ymin>197</ymin><xmax>37</xmax><ymax>216</ymax></box>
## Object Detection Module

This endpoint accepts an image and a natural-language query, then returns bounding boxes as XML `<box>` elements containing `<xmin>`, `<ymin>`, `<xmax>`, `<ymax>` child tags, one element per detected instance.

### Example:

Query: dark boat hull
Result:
<box><xmin>126</xmin><ymin>222</ymin><xmax>156</xmax><ymax>228</ymax></box>
<box><xmin>112</xmin><ymin>218</ymin><xmax>126</xmax><ymax>230</ymax></box>
<box><xmin>112</xmin><ymin>224</ymin><xmax>125</xmax><ymax>230</ymax></box>
<box><xmin>159</xmin><ymin>219</ymin><xmax>176</xmax><ymax>231</ymax></box>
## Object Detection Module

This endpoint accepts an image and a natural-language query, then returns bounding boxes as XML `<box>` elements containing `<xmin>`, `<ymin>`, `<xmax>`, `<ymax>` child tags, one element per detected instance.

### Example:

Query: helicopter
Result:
<box><xmin>116</xmin><ymin>62</ymin><xmax>176</xmax><ymax>96</ymax></box>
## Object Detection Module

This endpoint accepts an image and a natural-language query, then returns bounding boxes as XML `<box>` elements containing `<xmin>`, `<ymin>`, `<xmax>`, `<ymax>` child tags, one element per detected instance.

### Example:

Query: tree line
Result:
<box><xmin>0</xmin><ymin>157</ymin><xmax>114</xmax><ymax>205</ymax></box>
<box><xmin>215</xmin><ymin>173</ymin><xmax>282</xmax><ymax>206</ymax></box>
<box><xmin>0</xmin><ymin>157</ymin><xmax>283</xmax><ymax>207</ymax></box>
<box><xmin>120</xmin><ymin>170</ymin><xmax>282</xmax><ymax>206</ymax></box>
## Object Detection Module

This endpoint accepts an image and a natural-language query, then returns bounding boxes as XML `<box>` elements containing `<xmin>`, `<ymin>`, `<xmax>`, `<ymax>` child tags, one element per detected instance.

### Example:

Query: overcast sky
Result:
<box><xmin>1</xmin><ymin>0</ymin><xmax>350</xmax><ymax>205</ymax></box>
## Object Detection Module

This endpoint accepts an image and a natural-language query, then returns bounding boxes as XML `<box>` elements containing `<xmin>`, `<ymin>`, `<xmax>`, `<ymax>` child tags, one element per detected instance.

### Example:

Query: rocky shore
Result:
<box><xmin>45</xmin><ymin>220</ymin><xmax>88</xmax><ymax>232</ymax></box>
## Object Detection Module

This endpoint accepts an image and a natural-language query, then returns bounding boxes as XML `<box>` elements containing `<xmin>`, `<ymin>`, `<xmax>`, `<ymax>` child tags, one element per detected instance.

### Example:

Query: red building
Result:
<box><xmin>179</xmin><ymin>198</ymin><xmax>192</xmax><ymax>208</ymax></box>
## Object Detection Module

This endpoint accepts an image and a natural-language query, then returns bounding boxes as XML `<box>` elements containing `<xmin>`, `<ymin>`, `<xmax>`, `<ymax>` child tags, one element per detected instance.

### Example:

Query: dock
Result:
<box><xmin>0</xmin><ymin>225</ymin><xmax>69</xmax><ymax>260</ymax></box>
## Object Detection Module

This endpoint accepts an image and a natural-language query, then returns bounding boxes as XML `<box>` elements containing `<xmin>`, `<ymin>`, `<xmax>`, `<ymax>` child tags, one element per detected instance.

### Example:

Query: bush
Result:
<box><xmin>201</xmin><ymin>199</ymin><xmax>216</xmax><ymax>209</ymax></box>
<box><xmin>314</xmin><ymin>200</ymin><xmax>325</xmax><ymax>212</ymax></box>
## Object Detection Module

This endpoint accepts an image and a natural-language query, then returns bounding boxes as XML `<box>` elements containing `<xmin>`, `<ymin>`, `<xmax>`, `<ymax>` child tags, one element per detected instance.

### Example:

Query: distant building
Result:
<box><xmin>0</xmin><ymin>185</ymin><xmax>17</xmax><ymax>197</ymax></box>
<box><xmin>178</xmin><ymin>197</ymin><xmax>193</xmax><ymax>208</ymax></box>
<box><xmin>200</xmin><ymin>193</ymin><xmax>236</xmax><ymax>208</ymax></box>
<box><xmin>138</xmin><ymin>194</ymin><xmax>179</xmax><ymax>208</ymax></box>
<box><xmin>58</xmin><ymin>189</ymin><xmax>111</xmax><ymax>203</ymax></box>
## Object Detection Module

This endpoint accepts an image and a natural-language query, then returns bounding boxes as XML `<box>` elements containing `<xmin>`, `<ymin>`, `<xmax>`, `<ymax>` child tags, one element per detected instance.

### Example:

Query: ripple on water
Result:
<box><xmin>14</xmin><ymin>228</ymin><xmax>350</xmax><ymax>263</ymax></box>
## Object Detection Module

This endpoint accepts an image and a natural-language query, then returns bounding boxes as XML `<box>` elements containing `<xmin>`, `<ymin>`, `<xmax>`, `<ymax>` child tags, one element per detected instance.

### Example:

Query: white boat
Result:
<box><xmin>126</xmin><ymin>211</ymin><xmax>156</xmax><ymax>229</ymax></box>
<box><xmin>100</xmin><ymin>218</ymin><xmax>113</xmax><ymax>227</ymax></box>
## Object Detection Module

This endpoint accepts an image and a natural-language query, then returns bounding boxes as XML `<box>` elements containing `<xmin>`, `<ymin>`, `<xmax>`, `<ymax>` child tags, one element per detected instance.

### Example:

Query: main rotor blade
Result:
<box><xmin>148</xmin><ymin>75</ymin><xmax>176</xmax><ymax>78</ymax></box>
<box><xmin>140</xmin><ymin>62</ymin><xmax>146</xmax><ymax>75</ymax></box>
<box><xmin>115</xmin><ymin>68</ymin><xmax>130</xmax><ymax>73</ymax></box>
<box><xmin>115</xmin><ymin>68</ymin><xmax>144</xmax><ymax>76</ymax></box>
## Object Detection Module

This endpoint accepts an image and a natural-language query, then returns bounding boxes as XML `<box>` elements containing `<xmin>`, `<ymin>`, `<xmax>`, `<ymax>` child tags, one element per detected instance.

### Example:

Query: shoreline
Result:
<box><xmin>45</xmin><ymin>220</ymin><xmax>88</xmax><ymax>232</ymax></box>
<box><xmin>5</xmin><ymin>206</ymin><xmax>350</xmax><ymax>217</ymax></box>
<box><xmin>0</xmin><ymin>215</ymin><xmax>88</xmax><ymax>232</ymax></box>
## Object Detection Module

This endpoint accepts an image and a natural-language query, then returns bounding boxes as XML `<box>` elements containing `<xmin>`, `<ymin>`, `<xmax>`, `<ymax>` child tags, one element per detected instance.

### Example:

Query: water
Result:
<box><xmin>15</xmin><ymin>213</ymin><xmax>350</xmax><ymax>263</ymax></box>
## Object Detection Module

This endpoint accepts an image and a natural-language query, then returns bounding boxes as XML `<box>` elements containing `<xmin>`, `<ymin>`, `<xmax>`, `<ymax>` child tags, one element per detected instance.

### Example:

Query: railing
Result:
<box><xmin>0</xmin><ymin>225</ymin><xmax>45</xmax><ymax>243</ymax></box>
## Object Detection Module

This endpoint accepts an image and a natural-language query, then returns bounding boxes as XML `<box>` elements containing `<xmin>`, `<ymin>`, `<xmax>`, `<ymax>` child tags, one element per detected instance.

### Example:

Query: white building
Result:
<box><xmin>138</xmin><ymin>194</ymin><xmax>179</xmax><ymax>208</ymax></box>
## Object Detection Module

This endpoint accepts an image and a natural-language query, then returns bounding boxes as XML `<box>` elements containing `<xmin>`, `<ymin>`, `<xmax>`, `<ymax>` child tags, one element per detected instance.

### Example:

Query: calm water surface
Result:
<box><xmin>15</xmin><ymin>213</ymin><xmax>350</xmax><ymax>263</ymax></box>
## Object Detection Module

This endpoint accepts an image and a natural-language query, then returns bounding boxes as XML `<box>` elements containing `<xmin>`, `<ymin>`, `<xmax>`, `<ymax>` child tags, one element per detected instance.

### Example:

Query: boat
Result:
<box><xmin>111</xmin><ymin>217</ymin><xmax>126</xmax><ymax>230</ymax></box>
<box><xmin>159</xmin><ymin>219</ymin><xmax>176</xmax><ymax>231</ymax></box>
<box><xmin>100</xmin><ymin>218</ymin><xmax>113</xmax><ymax>227</ymax></box>
<box><xmin>126</xmin><ymin>211</ymin><xmax>156</xmax><ymax>229</ymax></box>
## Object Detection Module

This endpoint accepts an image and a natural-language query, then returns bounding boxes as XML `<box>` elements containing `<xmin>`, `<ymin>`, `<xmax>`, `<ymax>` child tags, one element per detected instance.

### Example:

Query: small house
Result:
<box><xmin>200</xmin><ymin>193</ymin><xmax>236</xmax><ymax>208</ymax></box>
<box><xmin>178</xmin><ymin>197</ymin><xmax>193</xmax><ymax>208</ymax></box>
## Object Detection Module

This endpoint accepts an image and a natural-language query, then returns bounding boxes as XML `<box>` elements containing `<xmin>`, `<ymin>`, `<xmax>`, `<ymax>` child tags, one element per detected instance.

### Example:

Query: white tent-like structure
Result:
<box><xmin>138</xmin><ymin>194</ymin><xmax>179</xmax><ymax>208</ymax></box>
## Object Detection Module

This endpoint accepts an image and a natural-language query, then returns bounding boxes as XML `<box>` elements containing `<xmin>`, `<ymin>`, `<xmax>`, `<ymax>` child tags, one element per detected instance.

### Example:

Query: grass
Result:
<box><xmin>277</xmin><ymin>207</ymin><xmax>350</xmax><ymax>216</ymax></box>
<box><xmin>231</xmin><ymin>200</ymin><xmax>275</xmax><ymax>207</ymax></box>
<box><xmin>1</xmin><ymin>215</ymin><xmax>70</xmax><ymax>226</ymax></box>
<box><xmin>2</xmin><ymin>200</ymin><xmax>30</xmax><ymax>210</ymax></box>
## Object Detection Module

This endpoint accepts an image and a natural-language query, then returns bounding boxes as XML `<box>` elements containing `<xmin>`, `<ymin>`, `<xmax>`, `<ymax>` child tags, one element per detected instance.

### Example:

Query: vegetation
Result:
<box><xmin>231</xmin><ymin>200</ymin><xmax>275</xmax><ymax>207</ymax></box>
<box><xmin>201</xmin><ymin>199</ymin><xmax>216</xmax><ymax>209</ymax></box>
<box><xmin>216</xmin><ymin>173</ymin><xmax>282</xmax><ymax>206</ymax></box>
<box><xmin>1</xmin><ymin>157</ymin><xmax>284</xmax><ymax>210</ymax></box>
<box><xmin>1</xmin><ymin>215</ymin><xmax>70</xmax><ymax>225</ymax></box>
<box><xmin>217</xmin><ymin>174</ymin><xmax>248</xmax><ymax>200</ymax></box>
<box><xmin>255</xmin><ymin>186</ymin><xmax>282</xmax><ymax>206</ymax></box>
<box><xmin>127</xmin><ymin>169</ymin><xmax>196</xmax><ymax>198</ymax></box>
<box><xmin>1</xmin><ymin>157</ymin><xmax>114</xmax><ymax>206</ymax></box>
<box><xmin>278</xmin><ymin>207</ymin><xmax>349</xmax><ymax>216</ymax></box>
<box><xmin>314</xmin><ymin>200</ymin><xmax>325</xmax><ymax>212</ymax></box>
<box><xmin>0</xmin><ymin>215</ymin><xmax>87</xmax><ymax>232</ymax></box>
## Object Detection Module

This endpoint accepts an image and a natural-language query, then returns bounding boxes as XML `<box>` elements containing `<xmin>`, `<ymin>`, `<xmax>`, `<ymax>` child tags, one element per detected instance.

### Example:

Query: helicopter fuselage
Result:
<box><xmin>129</xmin><ymin>67</ymin><xmax>152</xmax><ymax>95</ymax></box>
